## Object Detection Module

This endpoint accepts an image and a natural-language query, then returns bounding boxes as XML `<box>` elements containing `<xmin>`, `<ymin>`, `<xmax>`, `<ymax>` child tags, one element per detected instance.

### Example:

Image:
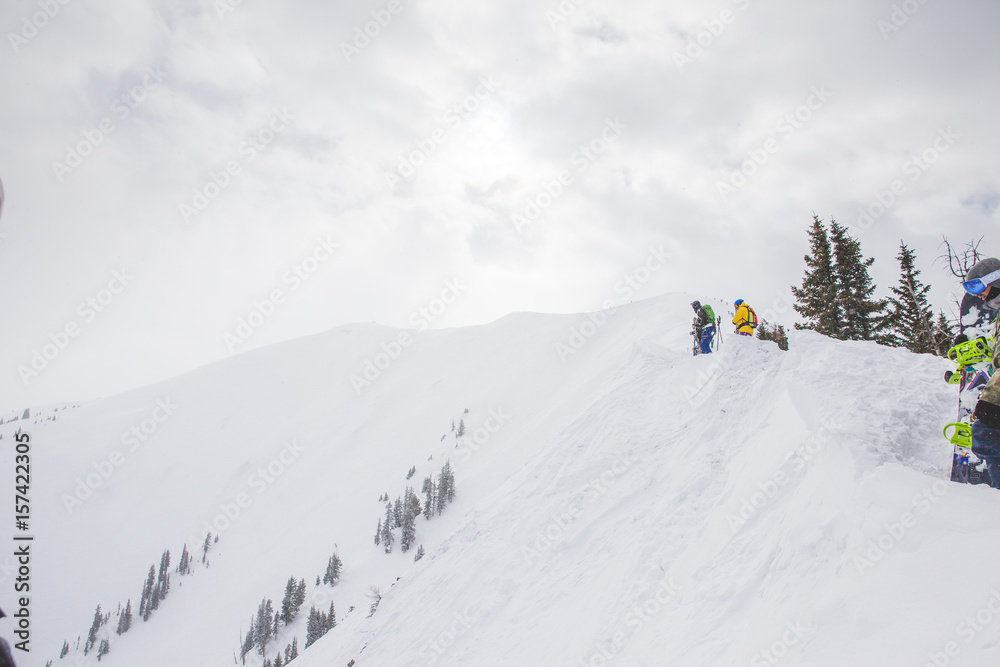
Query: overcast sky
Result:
<box><xmin>0</xmin><ymin>0</ymin><xmax>997</xmax><ymax>411</ymax></box>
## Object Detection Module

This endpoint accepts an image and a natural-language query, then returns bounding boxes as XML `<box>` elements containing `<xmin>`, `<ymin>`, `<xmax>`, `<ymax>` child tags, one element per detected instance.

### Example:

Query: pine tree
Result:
<box><xmin>202</xmin><ymin>532</ymin><xmax>213</xmax><ymax>564</ymax></box>
<box><xmin>255</xmin><ymin>599</ymin><xmax>275</xmax><ymax>655</ymax></box>
<box><xmin>289</xmin><ymin>636</ymin><xmax>299</xmax><ymax>660</ymax></box>
<box><xmin>393</xmin><ymin>497</ymin><xmax>403</xmax><ymax>528</ymax></box>
<box><xmin>116</xmin><ymin>600</ymin><xmax>132</xmax><ymax>635</ymax></box>
<box><xmin>97</xmin><ymin>639</ymin><xmax>110</xmax><ymax>661</ymax></box>
<box><xmin>414</xmin><ymin>544</ymin><xmax>425</xmax><ymax>562</ymax></box>
<box><xmin>156</xmin><ymin>550</ymin><xmax>171</xmax><ymax>601</ymax></box>
<box><xmin>281</xmin><ymin>577</ymin><xmax>298</xmax><ymax>624</ymax></box>
<box><xmin>274</xmin><ymin>654</ymin><xmax>284</xmax><ymax>667</ymax></box>
<box><xmin>457</xmin><ymin>419</ymin><xmax>466</xmax><ymax>437</ymax></box>
<box><xmin>381</xmin><ymin>503</ymin><xmax>394</xmax><ymax>553</ymax></box>
<box><xmin>295</xmin><ymin>579</ymin><xmax>307</xmax><ymax>612</ymax></box>
<box><xmin>306</xmin><ymin>607</ymin><xmax>321</xmax><ymax>647</ymax></box>
<box><xmin>374</xmin><ymin>518</ymin><xmax>382</xmax><ymax>546</ymax></box>
<box><xmin>177</xmin><ymin>544</ymin><xmax>191</xmax><ymax>575</ymax></box>
<box><xmin>86</xmin><ymin>605</ymin><xmax>103</xmax><ymax>653</ymax></box>
<box><xmin>884</xmin><ymin>242</ymin><xmax>939</xmax><ymax>354</ymax></box>
<box><xmin>422</xmin><ymin>475</ymin><xmax>436</xmax><ymax>518</ymax></box>
<box><xmin>328</xmin><ymin>602</ymin><xmax>336</xmax><ymax>630</ymax></box>
<box><xmin>792</xmin><ymin>215</ymin><xmax>841</xmax><ymax>337</ymax></box>
<box><xmin>60</xmin><ymin>641</ymin><xmax>70</xmax><ymax>658</ymax></box>
<box><xmin>829</xmin><ymin>220</ymin><xmax>888</xmax><ymax>342</ymax></box>
<box><xmin>242</xmin><ymin>621</ymin><xmax>255</xmax><ymax>661</ymax></box>
<box><xmin>140</xmin><ymin>566</ymin><xmax>156</xmax><ymax>621</ymax></box>
<box><xmin>400</xmin><ymin>487</ymin><xmax>418</xmax><ymax>552</ymax></box>
<box><xmin>323</xmin><ymin>553</ymin><xmax>343</xmax><ymax>585</ymax></box>
<box><xmin>437</xmin><ymin>461</ymin><xmax>456</xmax><ymax>513</ymax></box>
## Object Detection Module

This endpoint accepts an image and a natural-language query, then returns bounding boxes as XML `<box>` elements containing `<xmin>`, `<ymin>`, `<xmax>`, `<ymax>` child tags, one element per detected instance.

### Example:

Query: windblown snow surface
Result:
<box><xmin>6</xmin><ymin>293</ymin><xmax>1000</xmax><ymax>667</ymax></box>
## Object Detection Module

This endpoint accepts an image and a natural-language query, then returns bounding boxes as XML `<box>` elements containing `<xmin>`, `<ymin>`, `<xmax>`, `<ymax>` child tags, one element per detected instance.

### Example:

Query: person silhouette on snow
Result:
<box><xmin>691</xmin><ymin>301</ymin><xmax>716</xmax><ymax>355</ymax></box>
<box><xmin>966</xmin><ymin>258</ymin><xmax>1000</xmax><ymax>488</ymax></box>
<box><xmin>732</xmin><ymin>299</ymin><xmax>757</xmax><ymax>337</ymax></box>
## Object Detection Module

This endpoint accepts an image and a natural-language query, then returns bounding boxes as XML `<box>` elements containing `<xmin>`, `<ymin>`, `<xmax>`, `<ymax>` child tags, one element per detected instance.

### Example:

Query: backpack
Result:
<box><xmin>745</xmin><ymin>305</ymin><xmax>758</xmax><ymax>328</ymax></box>
<box><xmin>702</xmin><ymin>304</ymin><xmax>715</xmax><ymax>325</ymax></box>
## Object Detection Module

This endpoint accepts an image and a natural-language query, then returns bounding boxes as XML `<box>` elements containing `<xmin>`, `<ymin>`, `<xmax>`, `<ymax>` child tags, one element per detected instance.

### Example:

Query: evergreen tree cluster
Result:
<box><xmin>791</xmin><ymin>216</ymin><xmax>888</xmax><ymax>342</ymax></box>
<box><xmin>790</xmin><ymin>216</ymin><xmax>956</xmax><ymax>355</ymax></box>
<box><xmin>139</xmin><ymin>549</ymin><xmax>172</xmax><ymax>622</ymax></box>
<box><xmin>304</xmin><ymin>603</ymin><xmax>337</xmax><ymax>648</ymax></box>
<box><xmin>376</xmin><ymin>461</ymin><xmax>455</xmax><ymax>555</ymax></box>
<box><xmin>238</xmin><ymin>551</ymin><xmax>346</xmax><ymax>665</ymax></box>
<box><xmin>58</xmin><ymin>537</ymin><xmax>203</xmax><ymax>665</ymax></box>
<box><xmin>756</xmin><ymin>320</ymin><xmax>789</xmax><ymax>351</ymax></box>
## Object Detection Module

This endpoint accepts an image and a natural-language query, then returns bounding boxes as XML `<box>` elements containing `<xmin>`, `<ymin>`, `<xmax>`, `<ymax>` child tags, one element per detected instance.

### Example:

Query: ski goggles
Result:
<box><xmin>963</xmin><ymin>269</ymin><xmax>1000</xmax><ymax>295</ymax></box>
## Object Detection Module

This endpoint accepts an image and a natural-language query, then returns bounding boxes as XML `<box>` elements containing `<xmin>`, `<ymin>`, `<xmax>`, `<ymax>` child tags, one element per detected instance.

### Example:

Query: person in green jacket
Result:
<box><xmin>691</xmin><ymin>301</ymin><xmax>716</xmax><ymax>355</ymax></box>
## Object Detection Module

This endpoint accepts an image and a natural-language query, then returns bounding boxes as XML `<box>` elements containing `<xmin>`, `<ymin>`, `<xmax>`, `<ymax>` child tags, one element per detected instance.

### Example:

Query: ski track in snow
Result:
<box><xmin>5</xmin><ymin>294</ymin><xmax>1000</xmax><ymax>667</ymax></box>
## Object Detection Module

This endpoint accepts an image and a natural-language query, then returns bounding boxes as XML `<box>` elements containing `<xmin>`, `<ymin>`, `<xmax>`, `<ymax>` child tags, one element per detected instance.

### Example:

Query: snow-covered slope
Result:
<box><xmin>6</xmin><ymin>294</ymin><xmax>998</xmax><ymax>667</ymax></box>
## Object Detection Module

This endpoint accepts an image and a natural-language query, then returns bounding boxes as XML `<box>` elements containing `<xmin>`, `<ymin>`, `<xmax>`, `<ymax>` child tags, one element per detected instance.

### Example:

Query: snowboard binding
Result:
<box><xmin>943</xmin><ymin>422</ymin><xmax>972</xmax><ymax>449</ymax></box>
<box><xmin>947</xmin><ymin>337</ymin><xmax>993</xmax><ymax>367</ymax></box>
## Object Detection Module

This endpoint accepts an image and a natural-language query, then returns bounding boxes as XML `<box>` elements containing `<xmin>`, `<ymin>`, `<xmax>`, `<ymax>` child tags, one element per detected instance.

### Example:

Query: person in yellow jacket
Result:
<box><xmin>732</xmin><ymin>299</ymin><xmax>757</xmax><ymax>336</ymax></box>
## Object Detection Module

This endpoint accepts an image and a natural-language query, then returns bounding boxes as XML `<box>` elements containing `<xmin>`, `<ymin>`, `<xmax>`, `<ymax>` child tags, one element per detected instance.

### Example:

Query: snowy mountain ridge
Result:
<box><xmin>5</xmin><ymin>293</ymin><xmax>999</xmax><ymax>667</ymax></box>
